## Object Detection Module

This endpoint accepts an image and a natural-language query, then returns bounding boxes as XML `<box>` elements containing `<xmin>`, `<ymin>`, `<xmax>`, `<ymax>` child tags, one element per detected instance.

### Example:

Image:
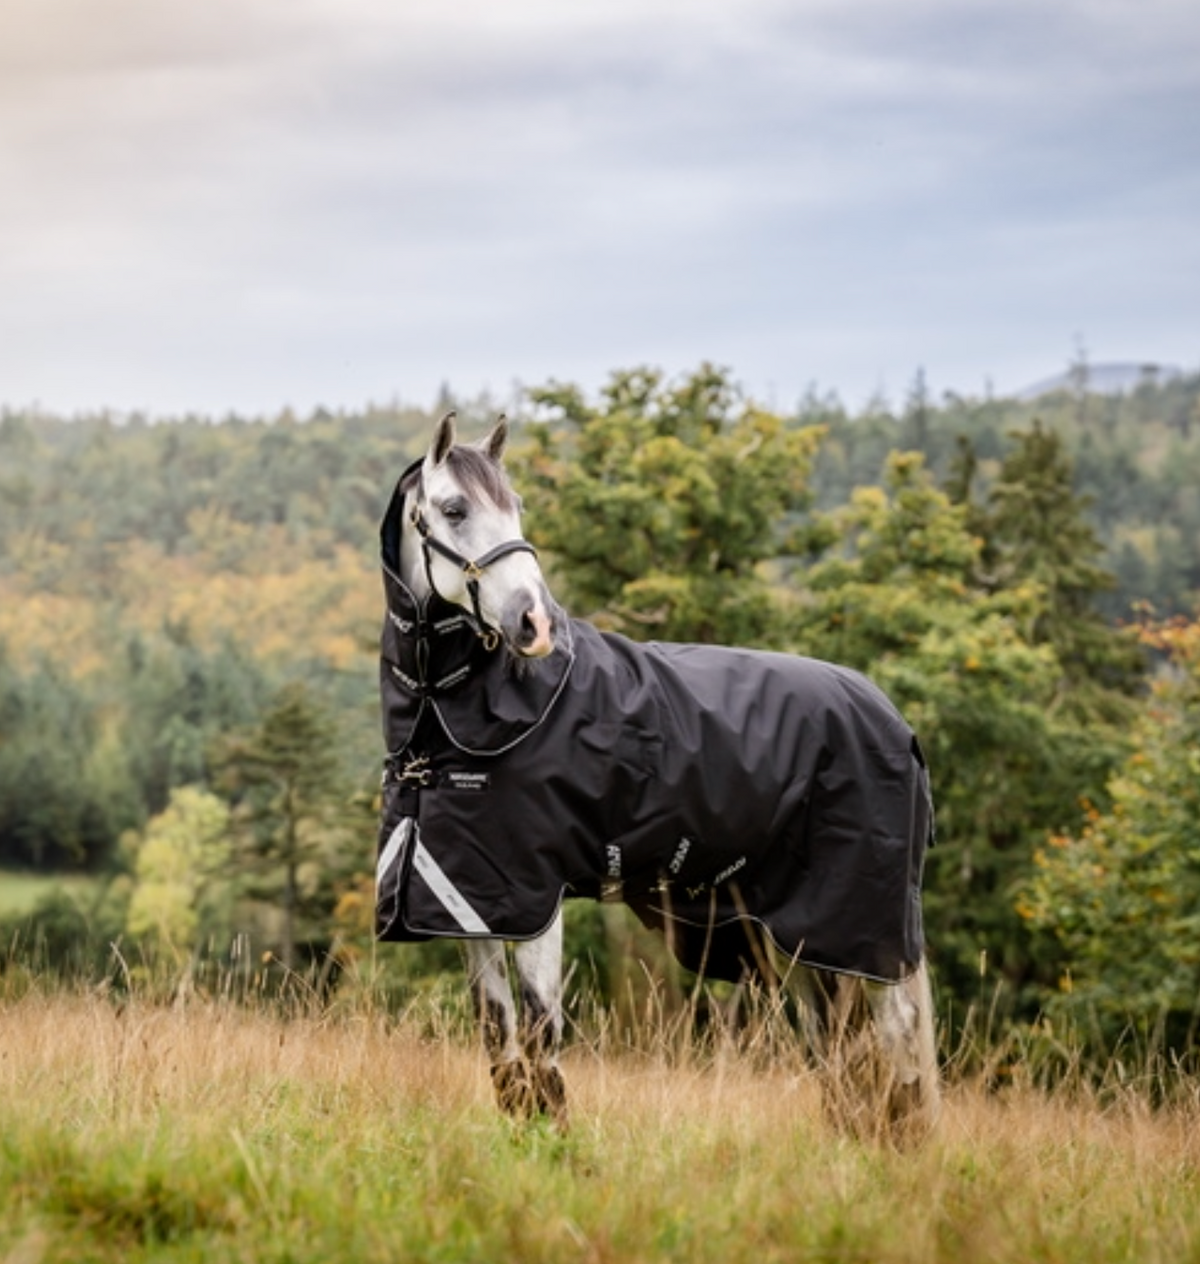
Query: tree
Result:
<box><xmin>514</xmin><ymin>364</ymin><xmax>823</xmax><ymax>646</ymax></box>
<box><xmin>214</xmin><ymin>684</ymin><xmax>349</xmax><ymax>970</ymax></box>
<box><xmin>509</xmin><ymin>366</ymin><xmax>824</xmax><ymax>1005</ymax></box>
<box><xmin>1020</xmin><ymin>615</ymin><xmax>1200</xmax><ymax>1051</ymax></box>
<box><xmin>900</xmin><ymin>366</ymin><xmax>931</xmax><ymax>452</ymax></box>
<box><xmin>126</xmin><ymin>785</ymin><xmax>233</xmax><ymax>955</ymax></box>
<box><xmin>122</xmin><ymin>628</ymin><xmax>269</xmax><ymax>815</ymax></box>
<box><xmin>0</xmin><ymin>648</ymin><xmax>141</xmax><ymax>871</ymax></box>
<box><xmin>980</xmin><ymin>421</ymin><xmax>1144</xmax><ymax>727</ymax></box>
<box><xmin>791</xmin><ymin>453</ymin><xmax>1110</xmax><ymax>1011</ymax></box>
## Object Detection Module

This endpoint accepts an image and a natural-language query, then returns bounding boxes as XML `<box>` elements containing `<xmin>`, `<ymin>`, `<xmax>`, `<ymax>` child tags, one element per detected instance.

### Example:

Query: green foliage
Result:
<box><xmin>0</xmin><ymin>631</ymin><xmax>272</xmax><ymax>873</ymax></box>
<box><xmin>0</xmin><ymin>402</ymin><xmax>433</xmax><ymax>567</ymax></box>
<box><xmin>1021</xmin><ymin>617</ymin><xmax>1200</xmax><ymax>1047</ymax></box>
<box><xmin>515</xmin><ymin>364</ymin><xmax>823</xmax><ymax>645</ymax></box>
<box><xmin>0</xmin><ymin>646</ymin><xmax>142</xmax><ymax>870</ymax></box>
<box><xmin>126</xmin><ymin>787</ymin><xmax>234</xmax><ymax>954</ymax></box>
<box><xmin>972</xmin><ymin>421</ymin><xmax>1145</xmax><ymax>726</ymax></box>
<box><xmin>792</xmin><ymin>453</ymin><xmax>1089</xmax><ymax>1005</ymax></box>
<box><xmin>810</xmin><ymin>370</ymin><xmax>1200</xmax><ymax>617</ymax></box>
<box><xmin>215</xmin><ymin>683</ymin><xmax>359</xmax><ymax>970</ymax></box>
<box><xmin>4</xmin><ymin>369</ymin><xmax>1200</xmax><ymax>1050</ymax></box>
<box><xmin>0</xmin><ymin>877</ymin><xmax>131</xmax><ymax>979</ymax></box>
<box><xmin>120</xmin><ymin>629</ymin><xmax>271</xmax><ymax>816</ymax></box>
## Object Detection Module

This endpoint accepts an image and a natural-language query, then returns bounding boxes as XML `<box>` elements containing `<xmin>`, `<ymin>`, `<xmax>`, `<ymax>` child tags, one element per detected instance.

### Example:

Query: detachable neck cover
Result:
<box><xmin>378</xmin><ymin>462</ymin><xmax>574</xmax><ymax>757</ymax></box>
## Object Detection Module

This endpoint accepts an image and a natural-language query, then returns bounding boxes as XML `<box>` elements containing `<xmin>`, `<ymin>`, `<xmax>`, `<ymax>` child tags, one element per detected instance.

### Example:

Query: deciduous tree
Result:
<box><xmin>791</xmin><ymin>453</ymin><xmax>1112</xmax><ymax>1010</ymax></box>
<box><xmin>126</xmin><ymin>785</ymin><xmax>233</xmax><ymax>955</ymax></box>
<box><xmin>1020</xmin><ymin>615</ymin><xmax>1200</xmax><ymax>1050</ymax></box>
<box><xmin>514</xmin><ymin>364</ymin><xmax>822</xmax><ymax>646</ymax></box>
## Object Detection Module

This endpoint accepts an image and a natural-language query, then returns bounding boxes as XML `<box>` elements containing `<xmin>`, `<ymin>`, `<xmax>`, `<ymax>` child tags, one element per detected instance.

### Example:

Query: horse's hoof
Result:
<box><xmin>491</xmin><ymin>1060</ymin><xmax>537</xmax><ymax>1120</ymax></box>
<box><xmin>885</xmin><ymin>1078</ymin><xmax>940</xmax><ymax>1149</ymax></box>
<box><xmin>532</xmin><ymin>1064</ymin><xmax>569</xmax><ymax>1130</ymax></box>
<box><xmin>490</xmin><ymin>1061</ymin><xmax>569</xmax><ymax>1130</ymax></box>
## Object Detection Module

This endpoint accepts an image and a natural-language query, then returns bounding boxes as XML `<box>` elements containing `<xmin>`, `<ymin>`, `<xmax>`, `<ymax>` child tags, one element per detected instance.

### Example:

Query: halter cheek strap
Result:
<box><xmin>410</xmin><ymin>506</ymin><xmax>539</xmax><ymax>651</ymax></box>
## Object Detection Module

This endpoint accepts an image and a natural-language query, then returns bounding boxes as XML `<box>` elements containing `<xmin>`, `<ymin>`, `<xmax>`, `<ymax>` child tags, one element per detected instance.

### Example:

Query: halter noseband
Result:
<box><xmin>409</xmin><ymin>504</ymin><xmax>539</xmax><ymax>652</ymax></box>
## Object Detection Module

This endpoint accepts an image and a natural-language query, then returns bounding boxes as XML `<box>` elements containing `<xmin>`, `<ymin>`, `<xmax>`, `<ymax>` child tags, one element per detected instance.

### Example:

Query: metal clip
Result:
<box><xmin>400</xmin><ymin>755</ymin><xmax>433</xmax><ymax>788</ymax></box>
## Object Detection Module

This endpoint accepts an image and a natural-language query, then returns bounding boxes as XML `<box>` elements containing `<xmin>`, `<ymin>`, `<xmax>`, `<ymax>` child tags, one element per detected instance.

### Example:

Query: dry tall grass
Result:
<box><xmin>2</xmin><ymin>983</ymin><xmax>1199</xmax><ymax>1263</ymax></box>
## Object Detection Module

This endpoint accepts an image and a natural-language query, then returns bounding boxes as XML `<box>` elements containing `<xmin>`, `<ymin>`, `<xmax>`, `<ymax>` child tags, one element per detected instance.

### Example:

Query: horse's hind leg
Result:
<box><xmin>862</xmin><ymin>959</ymin><xmax>940</xmax><ymax>1144</ymax></box>
<box><xmin>791</xmin><ymin>961</ymin><xmax>939</xmax><ymax>1145</ymax></box>
<box><xmin>513</xmin><ymin>910</ymin><xmax>568</xmax><ymax>1127</ymax></box>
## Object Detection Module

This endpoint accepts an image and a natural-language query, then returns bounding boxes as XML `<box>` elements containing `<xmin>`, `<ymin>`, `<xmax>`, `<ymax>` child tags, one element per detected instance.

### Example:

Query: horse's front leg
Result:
<box><xmin>462</xmin><ymin>916</ymin><xmax>567</xmax><ymax>1126</ymax></box>
<box><xmin>513</xmin><ymin>908</ymin><xmax>567</xmax><ymax>1127</ymax></box>
<box><xmin>463</xmin><ymin>937</ymin><xmax>533</xmax><ymax>1120</ymax></box>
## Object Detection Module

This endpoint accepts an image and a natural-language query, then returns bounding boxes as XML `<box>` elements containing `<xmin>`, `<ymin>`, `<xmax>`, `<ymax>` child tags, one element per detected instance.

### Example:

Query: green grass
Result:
<box><xmin>0</xmin><ymin>869</ymin><xmax>100</xmax><ymax>916</ymax></box>
<box><xmin>1</xmin><ymin>988</ymin><xmax>1199</xmax><ymax>1263</ymax></box>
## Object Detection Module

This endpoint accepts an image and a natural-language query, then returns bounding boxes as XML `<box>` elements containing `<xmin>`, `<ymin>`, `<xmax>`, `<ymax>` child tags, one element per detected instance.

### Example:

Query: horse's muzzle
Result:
<box><xmin>519</xmin><ymin>610</ymin><xmax>555</xmax><ymax>658</ymax></box>
<box><xmin>503</xmin><ymin>587</ymin><xmax>559</xmax><ymax>658</ymax></box>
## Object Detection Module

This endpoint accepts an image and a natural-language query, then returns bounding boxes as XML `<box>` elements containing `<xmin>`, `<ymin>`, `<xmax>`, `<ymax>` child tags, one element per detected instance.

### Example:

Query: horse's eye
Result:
<box><xmin>440</xmin><ymin>500</ymin><xmax>468</xmax><ymax>525</ymax></box>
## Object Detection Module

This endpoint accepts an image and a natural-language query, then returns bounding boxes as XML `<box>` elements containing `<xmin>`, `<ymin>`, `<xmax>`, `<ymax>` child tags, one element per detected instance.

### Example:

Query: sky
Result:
<box><xmin>2</xmin><ymin>0</ymin><xmax>1197</xmax><ymax>420</ymax></box>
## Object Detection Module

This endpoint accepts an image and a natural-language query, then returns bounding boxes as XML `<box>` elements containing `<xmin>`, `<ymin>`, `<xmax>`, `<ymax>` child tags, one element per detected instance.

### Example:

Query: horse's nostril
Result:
<box><xmin>504</xmin><ymin>592</ymin><xmax>554</xmax><ymax>657</ymax></box>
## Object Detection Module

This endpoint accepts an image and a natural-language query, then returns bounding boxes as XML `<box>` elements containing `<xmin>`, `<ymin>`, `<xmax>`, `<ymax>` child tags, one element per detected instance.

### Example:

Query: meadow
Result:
<box><xmin>2</xmin><ymin>980</ymin><xmax>1199</xmax><ymax>1264</ymax></box>
<box><xmin>0</xmin><ymin>872</ymin><xmax>100</xmax><ymax>918</ymax></box>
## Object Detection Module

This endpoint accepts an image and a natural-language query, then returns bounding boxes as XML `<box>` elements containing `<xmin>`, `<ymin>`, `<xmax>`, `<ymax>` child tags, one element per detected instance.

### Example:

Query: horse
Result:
<box><xmin>375</xmin><ymin>412</ymin><xmax>940</xmax><ymax>1143</ymax></box>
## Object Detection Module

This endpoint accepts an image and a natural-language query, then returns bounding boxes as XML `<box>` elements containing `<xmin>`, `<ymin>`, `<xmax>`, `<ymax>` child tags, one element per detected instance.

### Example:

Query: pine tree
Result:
<box><xmin>984</xmin><ymin>421</ymin><xmax>1144</xmax><ymax>726</ymax></box>
<box><xmin>214</xmin><ymin>684</ymin><xmax>347</xmax><ymax>970</ymax></box>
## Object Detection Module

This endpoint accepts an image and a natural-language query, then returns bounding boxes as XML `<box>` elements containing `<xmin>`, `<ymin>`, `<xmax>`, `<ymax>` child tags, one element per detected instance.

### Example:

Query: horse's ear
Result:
<box><xmin>479</xmin><ymin>415</ymin><xmax>508</xmax><ymax>463</ymax></box>
<box><xmin>429</xmin><ymin>411</ymin><xmax>457</xmax><ymax>467</ymax></box>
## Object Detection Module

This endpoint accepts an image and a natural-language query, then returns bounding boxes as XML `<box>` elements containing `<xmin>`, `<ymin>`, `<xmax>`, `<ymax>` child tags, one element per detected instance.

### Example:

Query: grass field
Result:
<box><xmin>2</xmin><ymin>984</ymin><xmax>1199</xmax><ymax>1264</ymax></box>
<box><xmin>0</xmin><ymin>870</ymin><xmax>100</xmax><ymax>916</ymax></box>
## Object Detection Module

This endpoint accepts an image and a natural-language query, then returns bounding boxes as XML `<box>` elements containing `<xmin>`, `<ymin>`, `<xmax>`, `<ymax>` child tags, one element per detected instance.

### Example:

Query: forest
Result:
<box><xmin>2</xmin><ymin>363</ymin><xmax>1199</xmax><ymax>1056</ymax></box>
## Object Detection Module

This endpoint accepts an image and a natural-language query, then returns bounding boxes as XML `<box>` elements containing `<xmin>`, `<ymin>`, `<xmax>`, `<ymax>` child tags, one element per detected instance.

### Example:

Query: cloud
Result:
<box><xmin>1</xmin><ymin>0</ymin><xmax>1196</xmax><ymax>414</ymax></box>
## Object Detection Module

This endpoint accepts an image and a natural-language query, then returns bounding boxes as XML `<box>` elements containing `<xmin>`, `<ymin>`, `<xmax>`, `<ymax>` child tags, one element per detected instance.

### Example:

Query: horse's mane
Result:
<box><xmin>402</xmin><ymin>445</ymin><xmax>518</xmax><ymax>512</ymax></box>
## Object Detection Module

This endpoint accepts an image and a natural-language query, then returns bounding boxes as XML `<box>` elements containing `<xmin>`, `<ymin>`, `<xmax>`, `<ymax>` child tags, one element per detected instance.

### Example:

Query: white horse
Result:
<box><xmin>381</xmin><ymin>413</ymin><xmax>939</xmax><ymax>1142</ymax></box>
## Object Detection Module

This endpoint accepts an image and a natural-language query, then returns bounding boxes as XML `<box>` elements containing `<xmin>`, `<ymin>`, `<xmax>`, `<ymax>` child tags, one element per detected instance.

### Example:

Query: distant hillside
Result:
<box><xmin>1017</xmin><ymin>361</ymin><xmax>1185</xmax><ymax>401</ymax></box>
<box><xmin>808</xmin><ymin>367</ymin><xmax>1200</xmax><ymax>619</ymax></box>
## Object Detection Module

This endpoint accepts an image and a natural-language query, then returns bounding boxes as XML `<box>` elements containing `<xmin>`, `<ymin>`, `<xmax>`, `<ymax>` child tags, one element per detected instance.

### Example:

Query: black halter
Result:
<box><xmin>409</xmin><ymin>504</ymin><xmax>539</xmax><ymax>652</ymax></box>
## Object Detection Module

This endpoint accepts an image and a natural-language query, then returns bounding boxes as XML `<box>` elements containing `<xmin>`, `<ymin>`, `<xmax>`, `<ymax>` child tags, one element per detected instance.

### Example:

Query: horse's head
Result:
<box><xmin>402</xmin><ymin>412</ymin><xmax>560</xmax><ymax>658</ymax></box>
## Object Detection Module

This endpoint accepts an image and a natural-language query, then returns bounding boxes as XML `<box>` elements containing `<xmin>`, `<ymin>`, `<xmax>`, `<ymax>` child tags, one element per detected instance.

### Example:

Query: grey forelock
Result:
<box><xmin>402</xmin><ymin>444</ymin><xmax>518</xmax><ymax>513</ymax></box>
<box><xmin>443</xmin><ymin>446</ymin><xmax>518</xmax><ymax>512</ymax></box>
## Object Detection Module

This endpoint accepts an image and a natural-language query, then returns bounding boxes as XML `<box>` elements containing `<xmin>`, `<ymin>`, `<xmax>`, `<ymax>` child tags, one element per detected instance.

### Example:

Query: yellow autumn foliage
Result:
<box><xmin>0</xmin><ymin>542</ymin><xmax>376</xmax><ymax>679</ymax></box>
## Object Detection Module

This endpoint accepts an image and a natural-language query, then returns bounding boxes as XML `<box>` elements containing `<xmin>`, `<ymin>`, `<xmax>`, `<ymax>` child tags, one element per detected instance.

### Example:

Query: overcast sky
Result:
<box><xmin>2</xmin><ymin>0</ymin><xmax>1197</xmax><ymax>419</ymax></box>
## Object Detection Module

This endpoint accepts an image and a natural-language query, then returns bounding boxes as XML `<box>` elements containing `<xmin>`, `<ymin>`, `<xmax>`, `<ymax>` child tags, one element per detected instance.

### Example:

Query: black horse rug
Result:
<box><xmin>375</xmin><ymin>477</ymin><xmax>934</xmax><ymax>985</ymax></box>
